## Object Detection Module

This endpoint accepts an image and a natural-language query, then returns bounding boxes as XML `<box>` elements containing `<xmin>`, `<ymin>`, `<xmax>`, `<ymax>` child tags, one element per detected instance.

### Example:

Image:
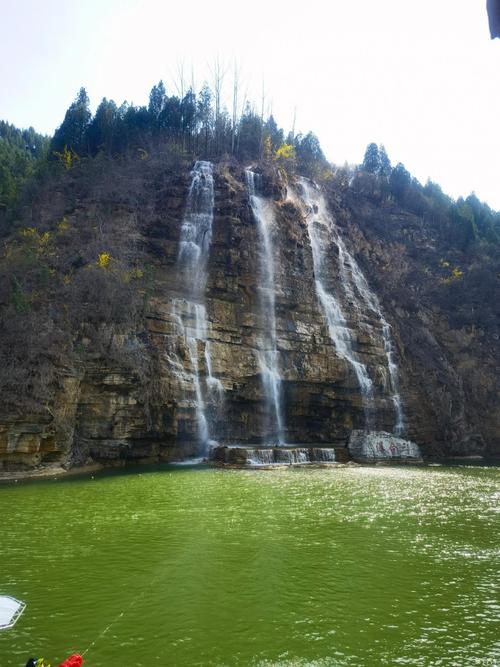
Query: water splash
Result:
<box><xmin>173</xmin><ymin>161</ymin><xmax>223</xmax><ymax>451</ymax></box>
<box><xmin>245</xmin><ymin>170</ymin><xmax>285</xmax><ymax>445</ymax></box>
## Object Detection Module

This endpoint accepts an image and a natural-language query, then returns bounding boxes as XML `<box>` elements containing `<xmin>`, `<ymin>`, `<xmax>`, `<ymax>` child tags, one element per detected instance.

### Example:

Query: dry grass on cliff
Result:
<box><xmin>0</xmin><ymin>143</ymin><xmax>190</xmax><ymax>415</ymax></box>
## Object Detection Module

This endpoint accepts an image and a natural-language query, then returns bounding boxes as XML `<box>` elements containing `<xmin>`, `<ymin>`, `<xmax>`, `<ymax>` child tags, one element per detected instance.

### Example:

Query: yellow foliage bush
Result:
<box><xmin>440</xmin><ymin>260</ymin><xmax>464</xmax><ymax>283</ymax></box>
<box><xmin>97</xmin><ymin>252</ymin><xmax>111</xmax><ymax>268</ymax></box>
<box><xmin>58</xmin><ymin>217</ymin><xmax>71</xmax><ymax>232</ymax></box>
<box><xmin>21</xmin><ymin>227</ymin><xmax>51</xmax><ymax>254</ymax></box>
<box><xmin>275</xmin><ymin>143</ymin><xmax>295</xmax><ymax>161</ymax></box>
<box><xmin>129</xmin><ymin>267</ymin><xmax>144</xmax><ymax>279</ymax></box>
<box><xmin>53</xmin><ymin>145</ymin><xmax>79</xmax><ymax>170</ymax></box>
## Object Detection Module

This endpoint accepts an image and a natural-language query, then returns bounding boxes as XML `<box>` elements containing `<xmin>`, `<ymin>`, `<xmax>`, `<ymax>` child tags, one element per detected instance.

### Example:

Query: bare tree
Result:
<box><xmin>235</xmin><ymin>83</ymin><xmax>250</xmax><ymax>156</ymax></box>
<box><xmin>231</xmin><ymin>61</ymin><xmax>240</xmax><ymax>154</ymax></box>
<box><xmin>173</xmin><ymin>59</ymin><xmax>186</xmax><ymax>99</ymax></box>
<box><xmin>259</xmin><ymin>78</ymin><xmax>266</xmax><ymax>158</ymax></box>
<box><xmin>291</xmin><ymin>106</ymin><xmax>297</xmax><ymax>142</ymax></box>
<box><xmin>210</xmin><ymin>56</ymin><xmax>227</xmax><ymax>154</ymax></box>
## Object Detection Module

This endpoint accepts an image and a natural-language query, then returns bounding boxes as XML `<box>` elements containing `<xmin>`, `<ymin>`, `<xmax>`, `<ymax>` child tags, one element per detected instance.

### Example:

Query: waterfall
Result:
<box><xmin>173</xmin><ymin>161</ymin><xmax>223</xmax><ymax>450</ymax></box>
<box><xmin>296</xmin><ymin>178</ymin><xmax>375</xmax><ymax>430</ymax></box>
<box><xmin>297</xmin><ymin>178</ymin><xmax>405</xmax><ymax>435</ymax></box>
<box><xmin>245</xmin><ymin>170</ymin><xmax>285</xmax><ymax>445</ymax></box>
<box><xmin>325</xmin><ymin>200</ymin><xmax>405</xmax><ymax>435</ymax></box>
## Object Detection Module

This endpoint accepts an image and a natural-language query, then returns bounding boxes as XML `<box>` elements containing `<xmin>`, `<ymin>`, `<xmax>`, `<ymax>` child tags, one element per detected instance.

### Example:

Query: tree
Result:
<box><xmin>87</xmin><ymin>98</ymin><xmax>122</xmax><ymax>155</ymax></box>
<box><xmin>122</xmin><ymin>105</ymin><xmax>151</xmax><ymax>147</ymax></box>
<box><xmin>231</xmin><ymin>63</ymin><xmax>240</xmax><ymax>154</ymax></box>
<box><xmin>51</xmin><ymin>88</ymin><xmax>92</xmax><ymax>155</ymax></box>
<box><xmin>180</xmin><ymin>89</ymin><xmax>197</xmax><ymax>149</ymax></box>
<box><xmin>263</xmin><ymin>115</ymin><xmax>284</xmax><ymax>152</ymax></box>
<box><xmin>148</xmin><ymin>81</ymin><xmax>166</xmax><ymax>124</ymax></box>
<box><xmin>197</xmin><ymin>84</ymin><xmax>213</xmax><ymax>156</ymax></box>
<box><xmin>465</xmin><ymin>193</ymin><xmax>499</xmax><ymax>243</ymax></box>
<box><xmin>274</xmin><ymin>143</ymin><xmax>296</xmax><ymax>172</ymax></box>
<box><xmin>210</xmin><ymin>57</ymin><xmax>227</xmax><ymax>153</ymax></box>
<box><xmin>362</xmin><ymin>142</ymin><xmax>380</xmax><ymax>173</ymax></box>
<box><xmin>451</xmin><ymin>198</ymin><xmax>478</xmax><ymax>249</ymax></box>
<box><xmin>295</xmin><ymin>132</ymin><xmax>325</xmax><ymax>177</ymax></box>
<box><xmin>390</xmin><ymin>162</ymin><xmax>411</xmax><ymax>201</ymax></box>
<box><xmin>159</xmin><ymin>96</ymin><xmax>182</xmax><ymax>137</ymax></box>
<box><xmin>236</xmin><ymin>103</ymin><xmax>261</xmax><ymax>161</ymax></box>
<box><xmin>378</xmin><ymin>145</ymin><xmax>392</xmax><ymax>179</ymax></box>
<box><xmin>0</xmin><ymin>122</ymin><xmax>49</xmax><ymax>212</ymax></box>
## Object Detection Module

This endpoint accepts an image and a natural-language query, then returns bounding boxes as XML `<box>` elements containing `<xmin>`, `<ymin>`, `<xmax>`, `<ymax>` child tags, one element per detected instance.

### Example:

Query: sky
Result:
<box><xmin>1</xmin><ymin>0</ymin><xmax>499</xmax><ymax>208</ymax></box>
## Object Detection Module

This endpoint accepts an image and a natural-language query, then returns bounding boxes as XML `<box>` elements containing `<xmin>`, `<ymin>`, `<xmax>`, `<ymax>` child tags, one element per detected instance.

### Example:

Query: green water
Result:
<box><xmin>0</xmin><ymin>464</ymin><xmax>499</xmax><ymax>666</ymax></box>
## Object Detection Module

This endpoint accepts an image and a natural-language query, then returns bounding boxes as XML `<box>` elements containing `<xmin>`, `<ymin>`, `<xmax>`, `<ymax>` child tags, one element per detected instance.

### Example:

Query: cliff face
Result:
<box><xmin>341</xmin><ymin>195</ymin><xmax>500</xmax><ymax>457</ymax></box>
<box><xmin>0</xmin><ymin>157</ymin><xmax>498</xmax><ymax>471</ymax></box>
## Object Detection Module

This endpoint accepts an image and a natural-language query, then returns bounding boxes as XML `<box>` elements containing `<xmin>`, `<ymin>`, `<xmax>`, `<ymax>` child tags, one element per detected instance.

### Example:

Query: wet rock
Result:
<box><xmin>348</xmin><ymin>430</ymin><xmax>422</xmax><ymax>462</ymax></box>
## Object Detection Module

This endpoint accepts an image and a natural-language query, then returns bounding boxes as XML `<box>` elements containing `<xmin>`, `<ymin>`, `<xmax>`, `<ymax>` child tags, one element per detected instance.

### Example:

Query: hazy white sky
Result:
<box><xmin>1</xmin><ymin>0</ymin><xmax>499</xmax><ymax>208</ymax></box>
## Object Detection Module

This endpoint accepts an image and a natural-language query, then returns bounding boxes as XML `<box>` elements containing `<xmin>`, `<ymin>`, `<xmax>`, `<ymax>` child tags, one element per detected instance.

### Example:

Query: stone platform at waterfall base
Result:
<box><xmin>210</xmin><ymin>432</ymin><xmax>422</xmax><ymax>467</ymax></box>
<box><xmin>209</xmin><ymin>445</ymin><xmax>349</xmax><ymax>467</ymax></box>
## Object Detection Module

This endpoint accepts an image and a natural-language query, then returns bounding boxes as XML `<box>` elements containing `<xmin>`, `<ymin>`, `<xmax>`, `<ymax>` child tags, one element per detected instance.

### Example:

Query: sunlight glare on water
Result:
<box><xmin>0</xmin><ymin>464</ymin><xmax>499</xmax><ymax>666</ymax></box>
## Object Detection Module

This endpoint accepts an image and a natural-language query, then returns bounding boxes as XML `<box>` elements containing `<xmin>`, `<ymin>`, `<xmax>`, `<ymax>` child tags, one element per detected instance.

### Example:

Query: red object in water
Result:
<box><xmin>58</xmin><ymin>655</ymin><xmax>83</xmax><ymax>667</ymax></box>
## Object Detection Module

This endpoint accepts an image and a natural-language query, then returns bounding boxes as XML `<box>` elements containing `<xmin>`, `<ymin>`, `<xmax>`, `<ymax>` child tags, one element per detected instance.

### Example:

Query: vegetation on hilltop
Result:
<box><xmin>322</xmin><ymin>142</ymin><xmax>500</xmax><ymax>342</ymax></box>
<box><xmin>0</xmin><ymin>121</ymin><xmax>49</xmax><ymax>214</ymax></box>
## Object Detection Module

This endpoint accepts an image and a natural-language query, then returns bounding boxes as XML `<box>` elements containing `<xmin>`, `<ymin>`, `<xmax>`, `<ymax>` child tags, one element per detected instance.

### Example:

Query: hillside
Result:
<box><xmin>0</xmin><ymin>90</ymin><xmax>499</xmax><ymax>472</ymax></box>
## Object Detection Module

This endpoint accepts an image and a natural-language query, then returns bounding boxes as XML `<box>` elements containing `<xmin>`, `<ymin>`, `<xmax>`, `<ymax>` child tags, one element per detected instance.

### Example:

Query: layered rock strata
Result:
<box><xmin>1</xmin><ymin>159</ymin><xmax>498</xmax><ymax>472</ymax></box>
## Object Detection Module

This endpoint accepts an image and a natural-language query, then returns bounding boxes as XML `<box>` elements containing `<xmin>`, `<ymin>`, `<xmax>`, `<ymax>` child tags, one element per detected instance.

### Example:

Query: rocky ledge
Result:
<box><xmin>348</xmin><ymin>430</ymin><xmax>423</xmax><ymax>463</ymax></box>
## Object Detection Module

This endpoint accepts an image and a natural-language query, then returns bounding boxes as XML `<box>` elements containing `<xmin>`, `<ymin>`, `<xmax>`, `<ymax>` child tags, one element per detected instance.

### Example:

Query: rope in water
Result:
<box><xmin>80</xmin><ymin>566</ymin><xmax>167</xmax><ymax>658</ymax></box>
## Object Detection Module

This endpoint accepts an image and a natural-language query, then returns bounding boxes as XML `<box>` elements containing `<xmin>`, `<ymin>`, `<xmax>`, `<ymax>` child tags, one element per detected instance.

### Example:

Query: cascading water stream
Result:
<box><xmin>173</xmin><ymin>161</ymin><xmax>223</xmax><ymax>450</ymax></box>
<box><xmin>296</xmin><ymin>179</ymin><xmax>375</xmax><ymax>430</ymax></box>
<box><xmin>337</xmin><ymin>253</ymin><xmax>405</xmax><ymax>435</ymax></box>
<box><xmin>297</xmin><ymin>178</ymin><xmax>405</xmax><ymax>435</ymax></box>
<box><xmin>245</xmin><ymin>170</ymin><xmax>285</xmax><ymax>445</ymax></box>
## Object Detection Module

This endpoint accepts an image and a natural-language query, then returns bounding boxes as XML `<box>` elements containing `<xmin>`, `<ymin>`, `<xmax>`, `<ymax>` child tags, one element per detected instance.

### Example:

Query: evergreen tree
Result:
<box><xmin>51</xmin><ymin>87</ymin><xmax>91</xmax><ymax>155</ymax></box>
<box><xmin>0</xmin><ymin>122</ymin><xmax>49</xmax><ymax>211</ymax></box>
<box><xmin>159</xmin><ymin>96</ymin><xmax>182</xmax><ymax>136</ymax></box>
<box><xmin>362</xmin><ymin>142</ymin><xmax>380</xmax><ymax>173</ymax></box>
<box><xmin>263</xmin><ymin>115</ymin><xmax>284</xmax><ymax>152</ymax></box>
<box><xmin>378</xmin><ymin>145</ymin><xmax>392</xmax><ymax>179</ymax></box>
<box><xmin>197</xmin><ymin>84</ymin><xmax>213</xmax><ymax>155</ymax></box>
<box><xmin>390</xmin><ymin>162</ymin><xmax>411</xmax><ymax>201</ymax></box>
<box><xmin>180</xmin><ymin>89</ymin><xmax>197</xmax><ymax>147</ymax></box>
<box><xmin>148</xmin><ymin>81</ymin><xmax>167</xmax><ymax>125</ymax></box>
<box><xmin>236</xmin><ymin>103</ymin><xmax>262</xmax><ymax>160</ymax></box>
<box><xmin>295</xmin><ymin>132</ymin><xmax>325</xmax><ymax>177</ymax></box>
<box><xmin>123</xmin><ymin>105</ymin><xmax>151</xmax><ymax>144</ymax></box>
<box><xmin>451</xmin><ymin>198</ymin><xmax>478</xmax><ymax>249</ymax></box>
<box><xmin>87</xmin><ymin>98</ymin><xmax>122</xmax><ymax>155</ymax></box>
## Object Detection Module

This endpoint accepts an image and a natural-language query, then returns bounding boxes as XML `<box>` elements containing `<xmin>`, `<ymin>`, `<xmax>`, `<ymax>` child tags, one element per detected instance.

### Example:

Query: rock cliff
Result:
<box><xmin>0</xmin><ymin>155</ymin><xmax>498</xmax><ymax>472</ymax></box>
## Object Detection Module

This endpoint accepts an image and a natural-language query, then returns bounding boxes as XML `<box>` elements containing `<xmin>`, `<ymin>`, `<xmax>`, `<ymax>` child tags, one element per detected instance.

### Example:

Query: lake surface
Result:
<box><xmin>0</xmin><ymin>464</ymin><xmax>499</xmax><ymax>666</ymax></box>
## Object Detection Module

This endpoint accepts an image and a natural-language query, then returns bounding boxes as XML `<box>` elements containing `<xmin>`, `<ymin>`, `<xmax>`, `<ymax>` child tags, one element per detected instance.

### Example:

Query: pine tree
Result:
<box><xmin>51</xmin><ymin>88</ymin><xmax>91</xmax><ymax>155</ymax></box>
<box><xmin>362</xmin><ymin>143</ymin><xmax>380</xmax><ymax>173</ymax></box>
<box><xmin>148</xmin><ymin>81</ymin><xmax>166</xmax><ymax>125</ymax></box>
<box><xmin>378</xmin><ymin>145</ymin><xmax>392</xmax><ymax>179</ymax></box>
